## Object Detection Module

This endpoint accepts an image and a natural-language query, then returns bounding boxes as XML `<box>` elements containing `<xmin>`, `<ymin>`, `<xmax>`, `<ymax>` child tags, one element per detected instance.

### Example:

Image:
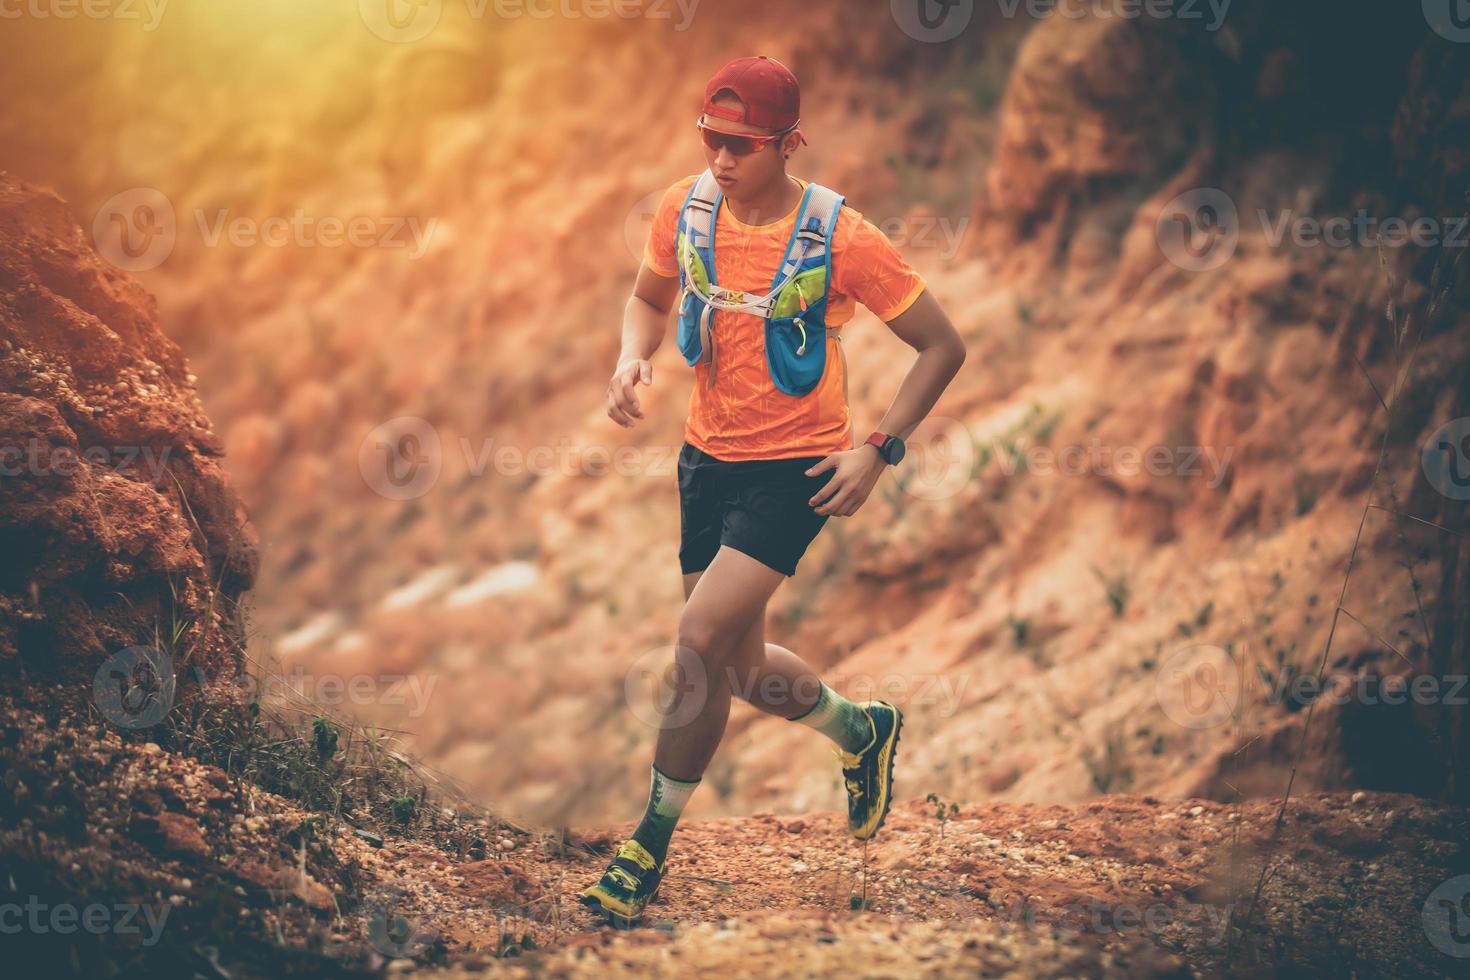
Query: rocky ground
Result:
<box><xmin>2</xmin><ymin>3</ymin><xmax>1467</xmax><ymax>978</ymax></box>
<box><xmin>5</xmin><ymin>694</ymin><xmax>1466</xmax><ymax>977</ymax></box>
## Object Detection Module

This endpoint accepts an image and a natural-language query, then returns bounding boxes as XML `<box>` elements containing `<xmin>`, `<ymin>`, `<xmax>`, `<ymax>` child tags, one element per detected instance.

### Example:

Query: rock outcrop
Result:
<box><xmin>0</xmin><ymin>175</ymin><xmax>256</xmax><ymax>691</ymax></box>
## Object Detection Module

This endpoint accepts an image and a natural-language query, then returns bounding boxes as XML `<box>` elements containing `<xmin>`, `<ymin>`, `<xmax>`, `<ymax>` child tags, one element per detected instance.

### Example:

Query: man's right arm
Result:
<box><xmin>607</xmin><ymin>263</ymin><xmax>680</xmax><ymax>428</ymax></box>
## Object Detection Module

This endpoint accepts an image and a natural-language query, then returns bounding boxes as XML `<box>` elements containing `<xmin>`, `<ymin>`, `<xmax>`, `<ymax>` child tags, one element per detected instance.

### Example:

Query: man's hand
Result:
<box><xmin>806</xmin><ymin>444</ymin><xmax>887</xmax><ymax>517</ymax></box>
<box><xmin>607</xmin><ymin>357</ymin><xmax>653</xmax><ymax>428</ymax></box>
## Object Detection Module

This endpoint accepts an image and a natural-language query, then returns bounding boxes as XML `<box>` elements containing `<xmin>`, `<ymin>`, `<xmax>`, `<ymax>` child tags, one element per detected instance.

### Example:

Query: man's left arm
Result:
<box><xmin>806</xmin><ymin>288</ymin><xmax>967</xmax><ymax>516</ymax></box>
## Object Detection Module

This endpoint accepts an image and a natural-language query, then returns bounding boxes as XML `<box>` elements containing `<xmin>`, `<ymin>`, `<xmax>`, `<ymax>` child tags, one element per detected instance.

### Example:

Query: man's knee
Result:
<box><xmin>676</xmin><ymin>609</ymin><xmax>750</xmax><ymax>668</ymax></box>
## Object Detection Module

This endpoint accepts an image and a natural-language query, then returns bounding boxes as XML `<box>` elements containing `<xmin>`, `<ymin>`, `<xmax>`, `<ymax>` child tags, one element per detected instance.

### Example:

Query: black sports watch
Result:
<box><xmin>865</xmin><ymin>430</ymin><xmax>906</xmax><ymax>466</ymax></box>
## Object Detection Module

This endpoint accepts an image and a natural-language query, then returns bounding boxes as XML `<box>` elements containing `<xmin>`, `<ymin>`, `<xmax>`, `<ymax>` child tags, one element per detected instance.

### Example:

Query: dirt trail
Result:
<box><xmin>408</xmin><ymin>793</ymin><xmax>1464</xmax><ymax>977</ymax></box>
<box><xmin>5</xmin><ymin>690</ymin><xmax>1465</xmax><ymax>977</ymax></box>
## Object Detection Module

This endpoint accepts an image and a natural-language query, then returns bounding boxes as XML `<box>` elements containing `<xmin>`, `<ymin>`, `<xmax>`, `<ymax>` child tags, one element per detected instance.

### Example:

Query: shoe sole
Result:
<box><xmin>578</xmin><ymin>878</ymin><xmax>661</xmax><ymax>930</ymax></box>
<box><xmin>579</xmin><ymin>893</ymin><xmax>641</xmax><ymax>930</ymax></box>
<box><xmin>853</xmin><ymin>704</ymin><xmax>903</xmax><ymax>840</ymax></box>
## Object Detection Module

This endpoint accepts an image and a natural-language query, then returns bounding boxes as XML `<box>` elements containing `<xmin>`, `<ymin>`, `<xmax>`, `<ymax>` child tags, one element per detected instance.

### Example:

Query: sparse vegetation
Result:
<box><xmin>1091</xmin><ymin>565</ymin><xmax>1131</xmax><ymax>618</ymax></box>
<box><xmin>1007</xmin><ymin>613</ymin><xmax>1032</xmax><ymax>647</ymax></box>
<box><xmin>1081</xmin><ymin>726</ymin><xmax>1134</xmax><ymax>794</ymax></box>
<box><xmin>925</xmin><ymin>792</ymin><xmax>960</xmax><ymax>840</ymax></box>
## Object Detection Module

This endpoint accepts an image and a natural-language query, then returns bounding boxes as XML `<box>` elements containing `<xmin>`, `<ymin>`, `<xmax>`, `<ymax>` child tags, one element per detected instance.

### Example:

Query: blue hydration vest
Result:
<box><xmin>674</xmin><ymin>169</ymin><xmax>845</xmax><ymax>397</ymax></box>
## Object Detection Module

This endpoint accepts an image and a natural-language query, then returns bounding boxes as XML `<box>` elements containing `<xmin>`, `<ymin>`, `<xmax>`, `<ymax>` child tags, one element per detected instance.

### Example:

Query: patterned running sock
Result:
<box><xmin>629</xmin><ymin>764</ymin><xmax>700</xmax><ymax>866</ymax></box>
<box><xmin>789</xmin><ymin>681</ymin><xmax>876</xmax><ymax>754</ymax></box>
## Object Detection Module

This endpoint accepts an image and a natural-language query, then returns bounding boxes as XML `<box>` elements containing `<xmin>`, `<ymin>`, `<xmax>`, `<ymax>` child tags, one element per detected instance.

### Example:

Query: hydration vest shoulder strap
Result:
<box><xmin>773</xmin><ymin>181</ymin><xmax>844</xmax><ymax>292</ymax></box>
<box><xmin>677</xmin><ymin>170</ymin><xmax>723</xmax><ymax>288</ymax></box>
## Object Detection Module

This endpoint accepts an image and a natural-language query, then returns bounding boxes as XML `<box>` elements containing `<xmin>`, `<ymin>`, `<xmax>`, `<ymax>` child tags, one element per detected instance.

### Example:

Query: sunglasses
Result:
<box><xmin>696</xmin><ymin>116</ymin><xmax>801</xmax><ymax>156</ymax></box>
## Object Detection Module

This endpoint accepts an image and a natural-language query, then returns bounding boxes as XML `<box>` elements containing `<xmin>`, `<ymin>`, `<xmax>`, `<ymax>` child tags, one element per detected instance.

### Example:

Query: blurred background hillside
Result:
<box><xmin>2</xmin><ymin>0</ymin><xmax>1466</xmax><ymax>841</ymax></box>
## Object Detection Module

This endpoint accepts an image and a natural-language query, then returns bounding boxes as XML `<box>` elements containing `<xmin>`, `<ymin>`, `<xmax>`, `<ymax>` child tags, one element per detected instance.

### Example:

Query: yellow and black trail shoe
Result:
<box><xmin>837</xmin><ymin>700</ymin><xmax>904</xmax><ymax>840</ymax></box>
<box><xmin>579</xmin><ymin>838</ymin><xmax>663</xmax><ymax>928</ymax></box>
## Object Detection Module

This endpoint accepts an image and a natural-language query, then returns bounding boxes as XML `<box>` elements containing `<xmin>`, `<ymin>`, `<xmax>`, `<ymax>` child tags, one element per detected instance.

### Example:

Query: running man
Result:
<box><xmin>582</xmin><ymin>55</ymin><xmax>967</xmax><ymax>927</ymax></box>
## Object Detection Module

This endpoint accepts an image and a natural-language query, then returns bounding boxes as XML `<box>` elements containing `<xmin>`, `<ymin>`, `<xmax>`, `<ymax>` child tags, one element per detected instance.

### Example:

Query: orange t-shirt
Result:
<box><xmin>643</xmin><ymin>174</ymin><xmax>927</xmax><ymax>462</ymax></box>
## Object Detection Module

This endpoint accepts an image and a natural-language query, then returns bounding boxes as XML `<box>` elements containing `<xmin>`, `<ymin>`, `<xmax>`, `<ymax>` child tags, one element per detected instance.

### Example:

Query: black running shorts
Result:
<box><xmin>676</xmin><ymin>441</ymin><xmax>838</xmax><ymax>577</ymax></box>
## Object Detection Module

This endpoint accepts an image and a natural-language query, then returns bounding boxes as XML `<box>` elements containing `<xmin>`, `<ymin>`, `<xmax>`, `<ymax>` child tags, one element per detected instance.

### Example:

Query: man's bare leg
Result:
<box><xmin>681</xmin><ymin>573</ymin><xmax>824</xmax><ymax>720</ymax></box>
<box><xmin>653</xmin><ymin>545</ymin><xmax>787</xmax><ymax>781</ymax></box>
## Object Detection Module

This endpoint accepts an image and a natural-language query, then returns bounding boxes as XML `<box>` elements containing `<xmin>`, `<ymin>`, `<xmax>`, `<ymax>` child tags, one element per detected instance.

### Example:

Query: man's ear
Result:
<box><xmin>782</xmin><ymin>132</ymin><xmax>802</xmax><ymax>160</ymax></box>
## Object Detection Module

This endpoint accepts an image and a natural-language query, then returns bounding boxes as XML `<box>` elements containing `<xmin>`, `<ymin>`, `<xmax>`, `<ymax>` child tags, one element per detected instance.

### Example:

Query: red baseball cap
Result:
<box><xmin>703</xmin><ymin>55</ymin><xmax>801</xmax><ymax>133</ymax></box>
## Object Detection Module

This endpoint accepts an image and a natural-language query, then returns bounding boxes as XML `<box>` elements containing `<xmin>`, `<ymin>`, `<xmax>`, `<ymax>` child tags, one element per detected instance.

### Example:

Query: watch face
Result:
<box><xmin>885</xmin><ymin>437</ymin><xmax>906</xmax><ymax>465</ymax></box>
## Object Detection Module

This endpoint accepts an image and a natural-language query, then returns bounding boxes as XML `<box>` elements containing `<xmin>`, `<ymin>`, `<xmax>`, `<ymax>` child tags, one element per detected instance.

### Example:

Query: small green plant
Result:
<box><xmin>1091</xmin><ymin>565</ymin><xmax>1130</xmax><ymax>618</ymax></box>
<box><xmin>391</xmin><ymin>795</ymin><xmax>417</xmax><ymax>825</ymax></box>
<box><xmin>312</xmin><ymin>718</ymin><xmax>340</xmax><ymax>762</ymax></box>
<box><xmin>1006</xmin><ymin>613</ymin><xmax>1032</xmax><ymax>647</ymax></box>
<box><xmin>1293</xmin><ymin>471</ymin><xmax>1319</xmax><ymax>516</ymax></box>
<box><xmin>1081</xmin><ymin>727</ymin><xmax>1133</xmax><ymax>794</ymax></box>
<box><xmin>925</xmin><ymin>792</ymin><xmax>960</xmax><ymax>840</ymax></box>
<box><xmin>296</xmin><ymin>815</ymin><xmax>327</xmax><ymax>841</ymax></box>
<box><xmin>708</xmin><ymin>759</ymin><xmax>737</xmax><ymax>802</ymax></box>
<box><xmin>1256</xmin><ymin>643</ymin><xmax>1303</xmax><ymax>712</ymax></box>
<box><xmin>1177</xmin><ymin>600</ymin><xmax>1215</xmax><ymax>638</ymax></box>
<box><xmin>497</xmin><ymin>931</ymin><xmax>538</xmax><ymax>958</ymax></box>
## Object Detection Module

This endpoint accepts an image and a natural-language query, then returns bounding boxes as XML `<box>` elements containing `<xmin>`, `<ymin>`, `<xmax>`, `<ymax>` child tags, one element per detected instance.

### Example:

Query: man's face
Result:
<box><xmin>700</xmin><ymin>98</ymin><xmax>795</xmax><ymax>203</ymax></box>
